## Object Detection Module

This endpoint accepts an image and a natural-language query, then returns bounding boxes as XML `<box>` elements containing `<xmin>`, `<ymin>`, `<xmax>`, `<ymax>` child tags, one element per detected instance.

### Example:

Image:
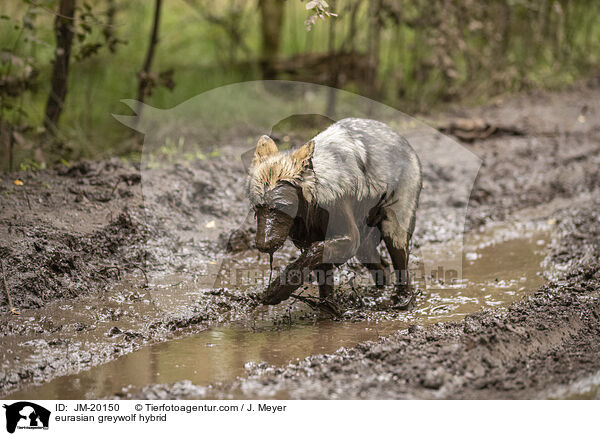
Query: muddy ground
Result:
<box><xmin>1</xmin><ymin>79</ymin><xmax>599</xmax><ymax>399</ymax></box>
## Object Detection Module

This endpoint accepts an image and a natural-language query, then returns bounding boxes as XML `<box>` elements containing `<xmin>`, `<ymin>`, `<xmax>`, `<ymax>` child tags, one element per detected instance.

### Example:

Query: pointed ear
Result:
<box><xmin>253</xmin><ymin>135</ymin><xmax>278</xmax><ymax>164</ymax></box>
<box><xmin>292</xmin><ymin>140</ymin><xmax>315</xmax><ymax>166</ymax></box>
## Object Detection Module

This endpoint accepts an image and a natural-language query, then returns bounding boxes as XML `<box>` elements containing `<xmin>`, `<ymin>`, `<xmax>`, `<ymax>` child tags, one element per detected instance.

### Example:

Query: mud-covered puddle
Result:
<box><xmin>4</xmin><ymin>221</ymin><xmax>552</xmax><ymax>400</ymax></box>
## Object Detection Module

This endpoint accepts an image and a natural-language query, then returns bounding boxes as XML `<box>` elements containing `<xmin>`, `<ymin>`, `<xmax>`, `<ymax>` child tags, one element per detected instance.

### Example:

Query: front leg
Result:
<box><xmin>261</xmin><ymin>201</ymin><xmax>359</xmax><ymax>305</ymax></box>
<box><xmin>261</xmin><ymin>235</ymin><xmax>357</xmax><ymax>305</ymax></box>
<box><xmin>315</xmin><ymin>263</ymin><xmax>335</xmax><ymax>299</ymax></box>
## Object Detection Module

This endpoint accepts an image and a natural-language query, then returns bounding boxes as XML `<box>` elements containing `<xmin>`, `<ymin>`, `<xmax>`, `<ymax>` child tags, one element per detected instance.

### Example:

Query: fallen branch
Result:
<box><xmin>133</xmin><ymin>265</ymin><xmax>149</xmax><ymax>287</ymax></box>
<box><xmin>1</xmin><ymin>260</ymin><xmax>20</xmax><ymax>315</ymax></box>
<box><xmin>436</xmin><ymin>117</ymin><xmax>525</xmax><ymax>142</ymax></box>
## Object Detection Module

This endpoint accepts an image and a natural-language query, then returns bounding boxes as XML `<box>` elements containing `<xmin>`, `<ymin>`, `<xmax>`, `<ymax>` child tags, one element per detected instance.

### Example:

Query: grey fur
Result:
<box><xmin>248</xmin><ymin>118</ymin><xmax>422</xmax><ymax>248</ymax></box>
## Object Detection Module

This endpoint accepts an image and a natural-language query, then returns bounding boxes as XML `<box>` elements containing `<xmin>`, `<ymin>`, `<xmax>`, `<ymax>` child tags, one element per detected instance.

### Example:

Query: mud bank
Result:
<box><xmin>1</xmin><ymin>81</ymin><xmax>600</xmax><ymax>399</ymax></box>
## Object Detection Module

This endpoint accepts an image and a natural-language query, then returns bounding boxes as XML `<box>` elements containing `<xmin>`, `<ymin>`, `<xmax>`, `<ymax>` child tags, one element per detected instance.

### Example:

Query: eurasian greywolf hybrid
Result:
<box><xmin>247</xmin><ymin>118</ymin><xmax>422</xmax><ymax>309</ymax></box>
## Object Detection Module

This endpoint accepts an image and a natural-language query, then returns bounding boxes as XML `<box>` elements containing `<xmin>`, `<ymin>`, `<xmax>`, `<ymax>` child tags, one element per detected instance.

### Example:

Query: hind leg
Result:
<box><xmin>313</xmin><ymin>263</ymin><xmax>335</xmax><ymax>299</ymax></box>
<box><xmin>356</xmin><ymin>239</ymin><xmax>389</xmax><ymax>288</ymax></box>
<box><xmin>379</xmin><ymin>211</ymin><xmax>414</xmax><ymax>309</ymax></box>
<box><xmin>361</xmin><ymin>259</ymin><xmax>388</xmax><ymax>288</ymax></box>
<box><xmin>383</xmin><ymin>235</ymin><xmax>413</xmax><ymax>308</ymax></box>
<box><xmin>356</xmin><ymin>226</ymin><xmax>390</xmax><ymax>288</ymax></box>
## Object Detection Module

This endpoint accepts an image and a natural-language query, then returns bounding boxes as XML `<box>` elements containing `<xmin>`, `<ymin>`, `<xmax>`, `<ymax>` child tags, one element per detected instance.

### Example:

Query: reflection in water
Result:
<box><xmin>7</xmin><ymin>227</ymin><xmax>549</xmax><ymax>400</ymax></box>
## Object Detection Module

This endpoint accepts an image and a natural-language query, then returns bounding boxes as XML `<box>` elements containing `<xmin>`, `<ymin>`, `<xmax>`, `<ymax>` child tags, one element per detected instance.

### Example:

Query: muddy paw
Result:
<box><xmin>392</xmin><ymin>286</ymin><xmax>415</xmax><ymax>310</ymax></box>
<box><xmin>261</xmin><ymin>281</ymin><xmax>295</xmax><ymax>305</ymax></box>
<box><xmin>261</xmin><ymin>291</ymin><xmax>288</xmax><ymax>305</ymax></box>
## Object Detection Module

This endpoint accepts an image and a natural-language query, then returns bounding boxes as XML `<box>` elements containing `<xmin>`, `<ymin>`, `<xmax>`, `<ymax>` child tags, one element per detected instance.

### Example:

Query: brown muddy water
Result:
<box><xmin>3</xmin><ymin>221</ymin><xmax>552</xmax><ymax>400</ymax></box>
<box><xmin>544</xmin><ymin>371</ymin><xmax>600</xmax><ymax>400</ymax></box>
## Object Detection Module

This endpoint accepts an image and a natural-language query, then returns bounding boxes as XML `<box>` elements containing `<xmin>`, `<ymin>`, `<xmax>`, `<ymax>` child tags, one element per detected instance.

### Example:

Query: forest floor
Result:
<box><xmin>1</xmin><ymin>78</ymin><xmax>599</xmax><ymax>399</ymax></box>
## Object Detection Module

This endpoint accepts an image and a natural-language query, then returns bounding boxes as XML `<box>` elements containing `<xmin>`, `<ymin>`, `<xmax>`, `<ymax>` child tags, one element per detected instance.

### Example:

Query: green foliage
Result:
<box><xmin>19</xmin><ymin>157</ymin><xmax>45</xmax><ymax>171</ymax></box>
<box><xmin>1</xmin><ymin>0</ymin><xmax>600</xmax><ymax>171</ymax></box>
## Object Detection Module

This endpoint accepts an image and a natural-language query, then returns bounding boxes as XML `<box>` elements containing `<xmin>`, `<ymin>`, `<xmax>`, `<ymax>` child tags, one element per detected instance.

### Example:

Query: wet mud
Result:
<box><xmin>5</xmin><ymin>224</ymin><xmax>549</xmax><ymax>399</ymax></box>
<box><xmin>115</xmin><ymin>197</ymin><xmax>600</xmax><ymax>400</ymax></box>
<box><xmin>1</xmin><ymin>81</ymin><xmax>600</xmax><ymax>399</ymax></box>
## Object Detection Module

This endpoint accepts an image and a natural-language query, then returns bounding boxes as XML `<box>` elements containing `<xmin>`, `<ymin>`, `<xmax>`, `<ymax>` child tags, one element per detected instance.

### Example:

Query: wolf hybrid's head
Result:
<box><xmin>247</xmin><ymin>135</ymin><xmax>315</xmax><ymax>254</ymax></box>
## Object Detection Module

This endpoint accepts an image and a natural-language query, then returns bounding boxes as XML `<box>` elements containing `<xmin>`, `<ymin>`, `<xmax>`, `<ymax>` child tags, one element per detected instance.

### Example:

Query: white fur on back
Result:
<box><xmin>304</xmin><ymin>119</ymin><xmax>419</xmax><ymax>206</ymax></box>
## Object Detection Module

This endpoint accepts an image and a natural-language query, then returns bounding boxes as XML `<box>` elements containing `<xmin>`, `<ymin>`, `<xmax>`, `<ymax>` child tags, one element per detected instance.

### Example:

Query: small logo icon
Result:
<box><xmin>3</xmin><ymin>402</ymin><xmax>50</xmax><ymax>434</ymax></box>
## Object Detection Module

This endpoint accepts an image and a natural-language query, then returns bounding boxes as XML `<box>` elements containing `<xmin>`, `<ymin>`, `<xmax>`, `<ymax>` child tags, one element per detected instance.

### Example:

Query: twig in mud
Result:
<box><xmin>290</xmin><ymin>293</ymin><xmax>342</xmax><ymax>318</ymax></box>
<box><xmin>110</xmin><ymin>179</ymin><xmax>122</xmax><ymax>198</ymax></box>
<box><xmin>276</xmin><ymin>288</ymin><xmax>305</xmax><ymax>326</ymax></box>
<box><xmin>98</xmin><ymin>266</ymin><xmax>122</xmax><ymax>280</ymax></box>
<box><xmin>133</xmin><ymin>265</ymin><xmax>149</xmax><ymax>287</ymax></box>
<box><xmin>1</xmin><ymin>260</ymin><xmax>20</xmax><ymax>315</ymax></box>
<box><xmin>349</xmin><ymin>276</ymin><xmax>364</xmax><ymax>308</ymax></box>
<box><xmin>290</xmin><ymin>293</ymin><xmax>319</xmax><ymax>306</ymax></box>
<box><xmin>24</xmin><ymin>189</ymin><xmax>32</xmax><ymax>211</ymax></box>
<box><xmin>268</xmin><ymin>252</ymin><xmax>273</xmax><ymax>288</ymax></box>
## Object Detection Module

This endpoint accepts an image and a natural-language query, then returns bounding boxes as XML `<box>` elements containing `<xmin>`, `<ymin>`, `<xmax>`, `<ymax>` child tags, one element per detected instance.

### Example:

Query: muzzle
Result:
<box><xmin>255</xmin><ymin>209</ymin><xmax>294</xmax><ymax>254</ymax></box>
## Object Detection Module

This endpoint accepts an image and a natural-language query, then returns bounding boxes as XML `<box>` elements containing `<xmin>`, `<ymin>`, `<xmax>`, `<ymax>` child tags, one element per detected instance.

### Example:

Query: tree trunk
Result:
<box><xmin>325</xmin><ymin>0</ymin><xmax>338</xmax><ymax>117</ymax></box>
<box><xmin>136</xmin><ymin>0</ymin><xmax>163</xmax><ymax>107</ymax></box>
<box><xmin>366</xmin><ymin>0</ymin><xmax>382</xmax><ymax>98</ymax></box>
<box><xmin>43</xmin><ymin>0</ymin><xmax>76</xmax><ymax>135</ymax></box>
<box><xmin>259</xmin><ymin>0</ymin><xmax>285</xmax><ymax>79</ymax></box>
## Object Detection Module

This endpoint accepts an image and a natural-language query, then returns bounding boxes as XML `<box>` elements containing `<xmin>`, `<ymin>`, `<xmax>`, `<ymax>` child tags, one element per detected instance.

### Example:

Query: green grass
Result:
<box><xmin>1</xmin><ymin>0</ymin><xmax>600</xmax><ymax>170</ymax></box>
